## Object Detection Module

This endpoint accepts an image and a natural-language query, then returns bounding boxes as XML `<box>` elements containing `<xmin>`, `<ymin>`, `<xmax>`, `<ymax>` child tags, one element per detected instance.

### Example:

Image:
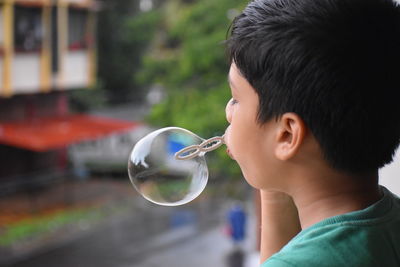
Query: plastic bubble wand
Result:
<box><xmin>174</xmin><ymin>135</ymin><xmax>225</xmax><ymax>160</ymax></box>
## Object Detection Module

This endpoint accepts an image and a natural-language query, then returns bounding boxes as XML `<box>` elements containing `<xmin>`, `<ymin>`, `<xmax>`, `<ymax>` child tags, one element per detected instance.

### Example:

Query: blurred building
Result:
<box><xmin>0</xmin><ymin>0</ymin><xmax>135</xmax><ymax>194</ymax></box>
<box><xmin>0</xmin><ymin>0</ymin><xmax>97</xmax><ymax>95</ymax></box>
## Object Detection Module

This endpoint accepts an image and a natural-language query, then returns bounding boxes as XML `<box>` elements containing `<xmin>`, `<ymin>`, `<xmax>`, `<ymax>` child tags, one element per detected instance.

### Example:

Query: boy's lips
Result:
<box><xmin>226</xmin><ymin>147</ymin><xmax>235</xmax><ymax>160</ymax></box>
<box><xmin>224</xmin><ymin>127</ymin><xmax>234</xmax><ymax>159</ymax></box>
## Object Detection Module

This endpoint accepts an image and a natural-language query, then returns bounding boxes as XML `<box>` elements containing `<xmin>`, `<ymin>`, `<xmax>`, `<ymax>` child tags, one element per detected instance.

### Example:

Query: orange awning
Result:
<box><xmin>0</xmin><ymin>114</ymin><xmax>140</xmax><ymax>152</ymax></box>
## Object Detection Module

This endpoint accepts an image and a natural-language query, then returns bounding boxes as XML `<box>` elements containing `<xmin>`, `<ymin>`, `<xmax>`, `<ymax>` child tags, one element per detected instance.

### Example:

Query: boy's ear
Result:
<box><xmin>274</xmin><ymin>113</ymin><xmax>306</xmax><ymax>161</ymax></box>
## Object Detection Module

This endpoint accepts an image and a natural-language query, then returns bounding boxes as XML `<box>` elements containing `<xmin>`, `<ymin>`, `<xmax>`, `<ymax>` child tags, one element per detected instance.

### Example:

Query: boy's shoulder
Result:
<box><xmin>262</xmin><ymin>187</ymin><xmax>400</xmax><ymax>267</ymax></box>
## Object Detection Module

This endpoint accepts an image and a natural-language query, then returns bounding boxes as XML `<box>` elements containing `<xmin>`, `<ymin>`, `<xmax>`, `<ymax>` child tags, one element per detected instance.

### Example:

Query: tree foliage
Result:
<box><xmin>136</xmin><ymin>0</ymin><xmax>244</xmax><ymax>177</ymax></box>
<box><xmin>97</xmin><ymin>0</ymin><xmax>162</xmax><ymax>104</ymax></box>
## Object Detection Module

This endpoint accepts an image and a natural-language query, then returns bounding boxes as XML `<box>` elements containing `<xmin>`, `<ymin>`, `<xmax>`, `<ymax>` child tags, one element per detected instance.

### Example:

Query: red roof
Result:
<box><xmin>0</xmin><ymin>114</ymin><xmax>139</xmax><ymax>151</ymax></box>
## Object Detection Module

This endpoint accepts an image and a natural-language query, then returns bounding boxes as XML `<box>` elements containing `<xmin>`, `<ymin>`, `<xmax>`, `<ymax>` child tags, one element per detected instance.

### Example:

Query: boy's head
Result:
<box><xmin>226</xmin><ymin>0</ymin><xmax>400</xmax><ymax>177</ymax></box>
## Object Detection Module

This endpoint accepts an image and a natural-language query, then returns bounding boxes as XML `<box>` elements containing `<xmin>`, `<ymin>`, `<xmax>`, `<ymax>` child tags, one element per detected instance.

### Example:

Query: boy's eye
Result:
<box><xmin>230</xmin><ymin>98</ymin><xmax>238</xmax><ymax>105</ymax></box>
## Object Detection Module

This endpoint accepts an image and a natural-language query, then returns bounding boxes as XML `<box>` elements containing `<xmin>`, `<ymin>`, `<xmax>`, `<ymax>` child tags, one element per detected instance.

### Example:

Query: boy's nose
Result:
<box><xmin>225</xmin><ymin>99</ymin><xmax>232</xmax><ymax>123</ymax></box>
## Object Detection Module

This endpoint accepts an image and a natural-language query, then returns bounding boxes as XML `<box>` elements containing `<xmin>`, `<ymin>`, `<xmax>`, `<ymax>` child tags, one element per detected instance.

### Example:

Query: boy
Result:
<box><xmin>224</xmin><ymin>0</ymin><xmax>400</xmax><ymax>266</ymax></box>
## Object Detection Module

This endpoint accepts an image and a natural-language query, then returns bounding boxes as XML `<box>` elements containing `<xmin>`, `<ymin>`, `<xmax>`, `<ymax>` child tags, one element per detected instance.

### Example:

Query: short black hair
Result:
<box><xmin>227</xmin><ymin>0</ymin><xmax>400</xmax><ymax>174</ymax></box>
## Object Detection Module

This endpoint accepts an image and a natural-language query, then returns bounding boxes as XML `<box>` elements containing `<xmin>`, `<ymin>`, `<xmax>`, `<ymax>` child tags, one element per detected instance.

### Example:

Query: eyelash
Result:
<box><xmin>230</xmin><ymin>98</ymin><xmax>238</xmax><ymax>105</ymax></box>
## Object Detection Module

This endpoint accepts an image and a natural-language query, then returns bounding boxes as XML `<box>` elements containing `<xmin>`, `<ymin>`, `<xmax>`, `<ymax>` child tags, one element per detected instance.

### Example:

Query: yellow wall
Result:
<box><xmin>40</xmin><ymin>2</ymin><xmax>51</xmax><ymax>93</ymax></box>
<box><xmin>2</xmin><ymin>0</ymin><xmax>14</xmax><ymax>97</ymax></box>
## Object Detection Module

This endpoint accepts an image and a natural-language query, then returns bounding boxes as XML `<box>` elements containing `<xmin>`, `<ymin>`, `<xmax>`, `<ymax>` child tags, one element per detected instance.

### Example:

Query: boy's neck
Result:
<box><xmin>288</xmin><ymin>170</ymin><xmax>381</xmax><ymax>229</ymax></box>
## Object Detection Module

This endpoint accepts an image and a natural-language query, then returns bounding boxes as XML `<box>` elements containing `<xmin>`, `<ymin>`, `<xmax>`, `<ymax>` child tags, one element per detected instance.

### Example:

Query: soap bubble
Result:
<box><xmin>128</xmin><ymin>127</ymin><xmax>209</xmax><ymax>206</ymax></box>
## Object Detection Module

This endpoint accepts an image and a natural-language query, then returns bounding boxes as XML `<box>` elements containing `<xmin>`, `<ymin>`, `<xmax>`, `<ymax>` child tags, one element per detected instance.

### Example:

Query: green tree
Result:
<box><xmin>70</xmin><ymin>1</ymin><xmax>163</xmax><ymax>110</ymax></box>
<box><xmin>137</xmin><ymin>0</ymin><xmax>245</xmax><ymax>177</ymax></box>
<box><xmin>97</xmin><ymin>0</ymin><xmax>162</xmax><ymax>104</ymax></box>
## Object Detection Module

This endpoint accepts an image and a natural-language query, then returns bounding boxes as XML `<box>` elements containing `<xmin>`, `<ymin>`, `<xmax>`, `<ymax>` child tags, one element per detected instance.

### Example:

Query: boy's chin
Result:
<box><xmin>241</xmin><ymin>169</ymin><xmax>265</xmax><ymax>189</ymax></box>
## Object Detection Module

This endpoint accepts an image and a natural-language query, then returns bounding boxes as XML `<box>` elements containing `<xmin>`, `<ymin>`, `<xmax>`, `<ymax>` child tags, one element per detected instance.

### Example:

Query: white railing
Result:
<box><xmin>380</xmin><ymin>150</ymin><xmax>400</xmax><ymax>195</ymax></box>
<box><xmin>13</xmin><ymin>53</ymin><xmax>41</xmax><ymax>94</ymax></box>
<box><xmin>64</xmin><ymin>50</ymin><xmax>89</xmax><ymax>89</ymax></box>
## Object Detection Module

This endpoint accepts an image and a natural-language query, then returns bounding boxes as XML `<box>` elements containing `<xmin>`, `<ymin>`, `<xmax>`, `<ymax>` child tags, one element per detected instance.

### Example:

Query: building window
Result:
<box><xmin>68</xmin><ymin>9</ymin><xmax>89</xmax><ymax>50</ymax></box>
<box><xmin>14</xmin><ymin>6</ymin><xmax>43</xmax><ymax>52</ymax></box>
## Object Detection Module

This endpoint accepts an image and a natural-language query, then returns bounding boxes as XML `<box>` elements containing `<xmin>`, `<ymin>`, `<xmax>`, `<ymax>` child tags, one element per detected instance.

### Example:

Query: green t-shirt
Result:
<box><xmin>262</xmin><ymin>187</ymin><xmax>400</xmax><ymax>267</ymax></box>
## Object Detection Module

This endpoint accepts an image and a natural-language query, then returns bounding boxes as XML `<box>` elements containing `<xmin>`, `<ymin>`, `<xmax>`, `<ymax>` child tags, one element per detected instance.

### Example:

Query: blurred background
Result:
<box><xmin>1</xmin><ymin>0</ymin><xmax>399</xmax><ymax>266</ymax></box>
<box><xmin>0</xmin><ymin>0</ymin><xmax>260</xmax><ymax>266</ymax></box>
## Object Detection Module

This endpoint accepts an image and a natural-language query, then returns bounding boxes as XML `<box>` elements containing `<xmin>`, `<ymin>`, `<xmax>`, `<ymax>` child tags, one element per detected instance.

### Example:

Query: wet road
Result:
<box><xmin>3</xmin><ymin>194</ymin><xmax>253</xmax><ymax>267</ymax></box>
